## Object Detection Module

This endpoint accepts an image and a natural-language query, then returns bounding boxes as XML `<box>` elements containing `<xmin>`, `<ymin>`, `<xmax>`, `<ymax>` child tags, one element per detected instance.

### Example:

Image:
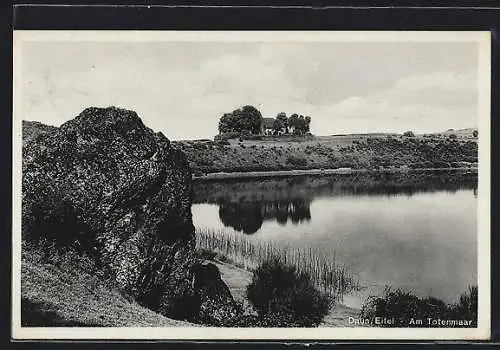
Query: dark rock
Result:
<box><xmin>193</xmin><ymin>262</ymin><xmax>239</xmax><ymax>325</ymax></box>
<box><xmin>22</xmin><ymin>106</ymin><xmax>200</xmax><ymax>320</ymax></box>
<box><xmin>22</xmin><ymin>120</ymin><xmax>58</xmax><ymax>146</ymax></box>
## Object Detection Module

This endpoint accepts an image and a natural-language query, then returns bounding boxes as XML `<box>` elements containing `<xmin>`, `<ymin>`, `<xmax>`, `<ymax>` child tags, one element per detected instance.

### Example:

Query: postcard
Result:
<box><xmin>12</xmin><ymin>30</ymin><xmax>491</xmax><ymax>340</ymax></box>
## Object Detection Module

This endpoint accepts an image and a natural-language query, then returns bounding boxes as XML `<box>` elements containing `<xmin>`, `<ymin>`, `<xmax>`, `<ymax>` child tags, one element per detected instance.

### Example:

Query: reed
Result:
<box><xmin>196</xmin><ymin>228</ymin><xmax>359</xmax><ymax>301</ymax></box>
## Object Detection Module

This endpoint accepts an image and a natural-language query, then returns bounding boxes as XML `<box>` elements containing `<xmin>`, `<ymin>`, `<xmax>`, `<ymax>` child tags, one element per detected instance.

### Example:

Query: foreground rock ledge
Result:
<box><xmin>22</xmin><ymin>106</ymin><xmax>237</xmax><ymax>323</ymax></box>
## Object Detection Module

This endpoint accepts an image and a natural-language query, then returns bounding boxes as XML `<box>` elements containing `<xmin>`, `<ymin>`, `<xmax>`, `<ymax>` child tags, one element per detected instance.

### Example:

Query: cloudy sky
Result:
<box><xmin>19</xmin><ymin>36</ymin><xmax>480</xmax><ymax>140</ymax></box>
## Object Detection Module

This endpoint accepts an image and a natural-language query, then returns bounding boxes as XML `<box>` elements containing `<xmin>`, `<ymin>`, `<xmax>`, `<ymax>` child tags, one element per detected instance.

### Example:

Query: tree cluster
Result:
<box><xmin>218</xmin><ymin>105</ymin><xmax>263</xmax><ymax>135</ymax></box>
<box><xmin>217</xmin><ymin>107</ymin><xmax>312</xmax><ymax>136</ymax></box>
<box><xmin>272</xmin><ymin>112</ymin><xmax>311</xmax><ymax>136</ymax></box>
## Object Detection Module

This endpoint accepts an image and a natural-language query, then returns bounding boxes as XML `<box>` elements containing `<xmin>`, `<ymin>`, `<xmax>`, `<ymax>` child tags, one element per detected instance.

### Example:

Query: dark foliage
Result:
<box><xmin>196</xmin><ymin>248</ymin><xmax>218</xmax><ymax>261</ymax></box>
<box><xmin>360</xmin><ymin>286</ymin><xmax>478</xmax><ymax>327</ymax></box>
<box><xmin>246</xmin><ymin>258</ymin><xmax>332</xmax><ymax>327</ymax></box>
<box><xmin>286</xmin><ymin>155</ymin><xmax>308</xmax><ymax>167</ymax></box>
<box><xmin>218</xmin><ymin>105</ymin><xmax>263</xmax><ymax>135</ymax></box>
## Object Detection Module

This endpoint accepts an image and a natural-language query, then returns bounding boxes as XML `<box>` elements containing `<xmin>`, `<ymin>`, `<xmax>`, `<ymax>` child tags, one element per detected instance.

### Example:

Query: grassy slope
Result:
<box><xmin>173</xmin><ymin>134</ymin><xmax>478</xmax><ymax>175</ymax></box>
<box><xmin>21</xmin><ymin>254</ymin><xmax>196</xmax><ymax>327</ymax></box>
<box><xmin>22</xmin><ymin>245</ymin><xmax>359</xmax><ymax>328</ymax></box>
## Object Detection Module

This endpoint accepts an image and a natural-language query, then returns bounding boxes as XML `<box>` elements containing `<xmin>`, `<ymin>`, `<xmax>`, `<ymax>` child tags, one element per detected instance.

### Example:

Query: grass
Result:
<box><xmin>196</xmin><ymin>228</ymin><xmax>359</xmax><ymax>301</ymax></box>
<box><xmin>21</xmin><ymin>240</ymin><xmax>196</xmax><ymax>327</ymax></box>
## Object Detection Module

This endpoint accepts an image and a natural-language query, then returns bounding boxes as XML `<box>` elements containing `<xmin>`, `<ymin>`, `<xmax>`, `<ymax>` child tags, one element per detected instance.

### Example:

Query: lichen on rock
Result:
<box><xmin>22</xmin><ymin>106</ymin><xmax>237</xmax><ymax>323</ymax></box>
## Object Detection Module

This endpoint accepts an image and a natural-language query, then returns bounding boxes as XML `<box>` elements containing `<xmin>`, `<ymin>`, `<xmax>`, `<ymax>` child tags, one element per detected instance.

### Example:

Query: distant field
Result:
<box><xmin>172</xmin><ymin>132</ymin><xmax>478</xmax><ymax>175</ymax></box>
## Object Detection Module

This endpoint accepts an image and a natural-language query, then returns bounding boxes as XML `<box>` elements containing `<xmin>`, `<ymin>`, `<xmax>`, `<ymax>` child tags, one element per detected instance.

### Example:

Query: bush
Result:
<box><xmin>196</xmin><ymin>248</ymin><xmax>217</xmax><ymax>261</ymax></box>
<box><xmin>450</xmin><ymin>286</ymin><xmax>477</xmax><ymax>325</ymax></box>
<box><xmin>286</xmin><ymin>155</ymin><xmax>307</xmax><ymax>167</ymax></box>
<box><xmin>215</xmin><ymin>132</ymin><xmax>239</xmax><ymax>141</ymax></box>
<box><xmin>246</xmin><ymin>258</ymin><xmax>332</xmax><ymax>327</ymax></box>
<box><xmin>213</xmin><ymin>135</ymin><xmax>230</xmax><ymax>146</ymax></box>
<box><xmin>360</xmin><ymin>286</ymin><xmax>477</xmax><ymax>327</ymax></box>
<box><xmin>403</xmin><ymin>131</ymin><xmax>415</xmax><ymax>137</ymax></box>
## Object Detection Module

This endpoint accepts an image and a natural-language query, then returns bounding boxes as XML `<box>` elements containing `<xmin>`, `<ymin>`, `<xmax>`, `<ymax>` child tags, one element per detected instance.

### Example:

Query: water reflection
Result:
<box><xmin>219</xmin><ymin>199</ymin><xmax>311</xmax><ymax>234</ymax></box>
<box><xmin>192</xmin><ymin>170</ymin><xmax>478</xmax><ymax>305</ymax></box>
<box><xmin>193</xmin><ymin>170</ymin><xmax>477</xmax><ymax>234</ymax></box>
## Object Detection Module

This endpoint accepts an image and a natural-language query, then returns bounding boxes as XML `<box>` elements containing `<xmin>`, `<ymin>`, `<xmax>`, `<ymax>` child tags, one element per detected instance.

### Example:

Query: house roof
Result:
<box><xmin>262</xmin><ymin>118</ymin><xmax>275</xmax><ymax>128</ymax></box>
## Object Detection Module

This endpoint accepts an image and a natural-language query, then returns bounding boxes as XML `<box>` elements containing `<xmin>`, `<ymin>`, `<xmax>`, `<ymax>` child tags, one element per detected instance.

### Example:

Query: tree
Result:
<box><xmin>218</xmin><ymin>113</ymin><xmax>235</xmax><ymax>134</ymax></box>
<box><xmin>276</xmin><ymin>112</ymin><xmax>288</xmax><ymax>133</ymax></box>
<box><xmin>288</xmin><ymin>114</ymin><xmax>299</xmax><ymax>134</ymax></box>
<box><xmin>291</xmin><ymin>115</ymin><xmax>307</xmax><ymax>135</ymax></box>
<box><xmin>449</xmin><ymin>134</ymin><xmax>457</xmax><ymax>140</ymax></box>
<box><xmin>218</xmin><ymin>105</ymin><xmax>263</xmax><ymax>135</ymax></box>
<box><xmin>304</xmin><ymin>116</ymin><xmax>311</xmax><ymax>133</ymax></box>
<box><xmin>473</xmin><ymin>130</ymin><xmax>478</xmax><ymax>138</ymax></box>
<box><xmin>240</xmin><ymin>105</ymin><xmax>263</xmax><ymax>134</ymax></box>
<box><xmin>272</xmin><ymin>118</ymin><xmax>284</xmax><ymax>135</ymax></box>
<box><xmin>403</xmin><ymin>131</ymin><xmax>415</xmax><ymax>137</ymax></box>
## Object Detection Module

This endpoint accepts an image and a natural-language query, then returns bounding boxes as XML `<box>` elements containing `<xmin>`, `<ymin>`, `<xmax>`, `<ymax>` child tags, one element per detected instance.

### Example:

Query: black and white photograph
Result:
<box><xmin>12</xmin><ymin>31</ymin><xmax>491</xmax><ymax>340</ymax></box>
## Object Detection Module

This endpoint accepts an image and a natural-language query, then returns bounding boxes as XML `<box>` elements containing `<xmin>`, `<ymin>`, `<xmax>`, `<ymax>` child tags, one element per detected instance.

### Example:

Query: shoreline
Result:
<box><xmin>192</xmin><ymin>167</ymin><xmax>478</xmax><ymax>181</ymax></box>
<box><xmin>212</xmin><ymin>258</ymin><xmax>362</xmax><ymax>327</ymax></box>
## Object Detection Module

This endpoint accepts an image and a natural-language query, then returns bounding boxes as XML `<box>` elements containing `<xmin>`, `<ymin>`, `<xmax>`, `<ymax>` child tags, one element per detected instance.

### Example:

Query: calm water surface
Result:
<box><xmin>191</xmin><ymin>171</ymin><xmax>478</xmax><ymax>308</ymax></box>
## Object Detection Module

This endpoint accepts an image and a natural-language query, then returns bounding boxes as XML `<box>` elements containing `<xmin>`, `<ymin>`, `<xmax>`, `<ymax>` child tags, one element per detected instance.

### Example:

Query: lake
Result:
<box><xmin>191</xmin><ymin>170</ymin><xmax>478</xmax><ymax>308</ymax></box>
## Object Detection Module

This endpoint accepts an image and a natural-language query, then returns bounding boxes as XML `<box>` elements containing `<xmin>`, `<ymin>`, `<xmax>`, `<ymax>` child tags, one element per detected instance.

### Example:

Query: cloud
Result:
<box><xmin>394</xmin><ymin>70</ymin><xmax>477</xmax><ymax>92</ymax></box>
<box><xmin>310</xmin><ymin>70</ymin><xmax>478</xmax><ymax>135</ymax></box>
<box><xmin>20</xmin><ymin>41</ymin><xmax>479</xmax><ymax>139</ymax></box>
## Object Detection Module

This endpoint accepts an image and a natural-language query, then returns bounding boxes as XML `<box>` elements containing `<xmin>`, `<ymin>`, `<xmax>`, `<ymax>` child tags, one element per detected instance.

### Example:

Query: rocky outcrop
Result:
<box><xmin>22</xmin><ymin>106</ymin><xmax>237</xmax><ymax>323</ymax></box>
<box><xmin>22</xmin><ymin>120</ymin><xmax>58</xmax><ymax>146</ymax></box>
<box><xmin>193</xmin><ymin>262</ymin><xmax>238</xmax><ymax>325</ymax></box>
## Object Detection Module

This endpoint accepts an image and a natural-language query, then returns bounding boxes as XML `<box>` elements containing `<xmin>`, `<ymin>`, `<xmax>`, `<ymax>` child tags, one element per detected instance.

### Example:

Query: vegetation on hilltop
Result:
<box><xmin>217</xmin><ymin>105</ymin><xmax>312</xmax><ymax>137</ymax></box>
<box><xmin>218</xmin><ymin>105</ymin><xmax>263</xmax><ymax>135</ymax></box>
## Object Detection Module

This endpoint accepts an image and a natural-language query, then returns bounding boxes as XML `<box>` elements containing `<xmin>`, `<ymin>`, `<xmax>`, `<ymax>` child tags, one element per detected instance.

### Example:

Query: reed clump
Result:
<box><xmin>196</xmin><ymin>228</ymin><xmax>359</xmax><ymax>301</ymax></box>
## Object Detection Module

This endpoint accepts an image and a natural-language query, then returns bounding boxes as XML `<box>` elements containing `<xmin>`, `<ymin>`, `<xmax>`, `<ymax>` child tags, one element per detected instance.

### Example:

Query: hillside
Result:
<box><xmin>172</xmin><ymin>133</ymin><xmax>478</xmax><ymax>176</ymax></box>
<box><xmin>22</xmin><ymin>243</ymin><xmax>196</xmax><ymax>327</ymax></box>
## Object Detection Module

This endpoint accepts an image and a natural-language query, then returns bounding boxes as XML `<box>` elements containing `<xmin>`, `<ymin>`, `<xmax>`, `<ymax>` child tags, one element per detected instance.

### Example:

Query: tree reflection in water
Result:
<box><xmin>218</xmin><ymin>199</ymin><xmax>312</xmax><ymax>234</ymax></box>
<box><xmin>194</xmin><ymin>170</ymin><xmax>478</xmax><ymax>235</ymax></box>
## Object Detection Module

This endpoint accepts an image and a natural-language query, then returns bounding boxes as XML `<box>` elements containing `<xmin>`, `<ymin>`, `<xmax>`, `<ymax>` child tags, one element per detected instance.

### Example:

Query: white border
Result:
<box><xmin>12</xmin><ymin>30</ymin><xmax>491</xmax><ymax>341</ymax></box>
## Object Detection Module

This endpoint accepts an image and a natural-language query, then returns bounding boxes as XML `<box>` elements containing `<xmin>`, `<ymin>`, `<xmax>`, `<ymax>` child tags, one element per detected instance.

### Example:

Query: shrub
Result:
<box><xmin>213</xmin><ymin>135</ymin><xmax>230</xmax><ymax>146</ymax></box>
<box><xmin>246</xmin><ymin>258</ymin><xmax>332</xmax><ymax>327</ymax></box>
<box><xmin>286</xmin><ymin>155</ymin><xmax>307</xmax><ymax>167</ymax></box>
<box><xmin>196</xmin><ymin>248</ymin><xmax>217</xmax><ymax>261</ymax></box>
<box><xmin>403</xmin><ymin>131</ymin><xmax>415</xmax><ymax>137</ymax></box>
<box><xmin>450</xmin><ymin>286</ymin><xmax>477</xmax><ymax>326</ymax></box>
<box><xmin>360</xmin><ymin>286</ymin><xmax>477</xmax><ymax>327</ymax></box>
